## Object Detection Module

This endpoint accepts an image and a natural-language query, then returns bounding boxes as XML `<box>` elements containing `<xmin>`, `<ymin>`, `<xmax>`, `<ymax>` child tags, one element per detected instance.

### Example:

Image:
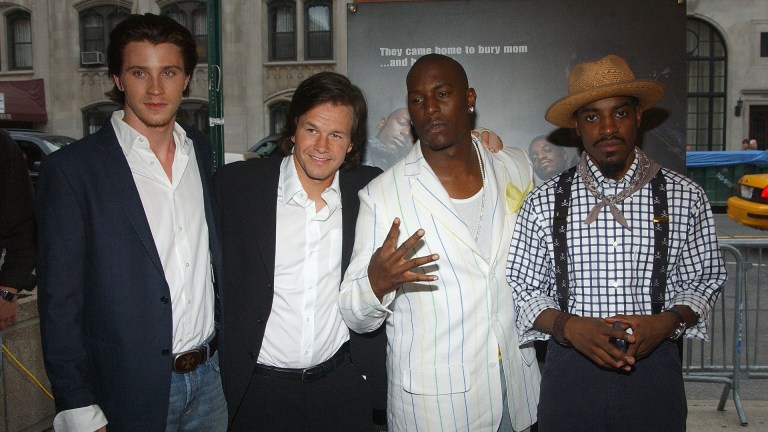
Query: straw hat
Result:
<box><xmin>545</xmin><ymin>55</ymin><xmax>666</xmax><ymax>128</ymax></box>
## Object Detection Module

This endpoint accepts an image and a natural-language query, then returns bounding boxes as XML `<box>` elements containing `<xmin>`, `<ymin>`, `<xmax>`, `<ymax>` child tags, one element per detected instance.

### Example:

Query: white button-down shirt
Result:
<box><xmin>112</xmin><ymin>111</ymin><xmax>215</xmax><ymax>353</ymax></box>
<box><xmin>258</xmin><ymin>155</ymin><xmax>349</xmax><ymax>368</ymax></box>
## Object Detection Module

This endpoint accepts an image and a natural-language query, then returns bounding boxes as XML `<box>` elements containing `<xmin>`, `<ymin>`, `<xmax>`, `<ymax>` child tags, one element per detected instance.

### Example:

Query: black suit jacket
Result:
<box><xmin>214</xmin><ymin>155</ymin><xmax>386</xmax><ymax>422</ymax></box>
<box><xmin>35</xmin><ymin>122</ymin><xmax>221</xmax><ymax>431</ymax></box>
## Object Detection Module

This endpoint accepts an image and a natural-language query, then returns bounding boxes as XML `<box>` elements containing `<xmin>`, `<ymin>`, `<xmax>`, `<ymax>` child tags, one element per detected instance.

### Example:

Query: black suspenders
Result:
<box><xmin>552</xmin><ymin>167</ymin><xmax>669</xmax><ymax>314</ymax></box>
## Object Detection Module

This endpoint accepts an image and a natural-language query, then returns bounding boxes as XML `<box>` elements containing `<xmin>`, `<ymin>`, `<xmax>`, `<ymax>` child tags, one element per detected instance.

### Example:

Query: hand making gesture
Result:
<box><xmin>367</xmin><ymin>218</ymin><xmax>440</xmax><ymax>300</ymax></box>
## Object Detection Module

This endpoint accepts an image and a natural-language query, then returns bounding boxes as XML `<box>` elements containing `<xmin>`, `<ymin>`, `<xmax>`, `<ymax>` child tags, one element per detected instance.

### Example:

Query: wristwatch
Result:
<box><xmin>0</xmin><ymin>289</ymin><xmax>17</xmax><ymax>302</ymax></box>
<box><xmin>667</xmin><ymin>308</ymin><xmax>687</xmax><ymax>340</ymax></box>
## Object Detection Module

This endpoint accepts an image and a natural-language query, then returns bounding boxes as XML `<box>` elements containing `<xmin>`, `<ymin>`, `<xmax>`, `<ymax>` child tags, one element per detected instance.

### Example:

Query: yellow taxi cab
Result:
<box><xmin>727</xmin><ymin>173</ymin><xmax>768</xmax><ymax>230</ymax></box>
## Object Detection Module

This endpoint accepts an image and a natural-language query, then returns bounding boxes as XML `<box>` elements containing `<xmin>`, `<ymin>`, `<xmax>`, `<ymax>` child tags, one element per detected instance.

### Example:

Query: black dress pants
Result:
<box><xmin>229</xmin><ymin>351</ymin><xmax>372</xmax><ymax>432</ymax></box>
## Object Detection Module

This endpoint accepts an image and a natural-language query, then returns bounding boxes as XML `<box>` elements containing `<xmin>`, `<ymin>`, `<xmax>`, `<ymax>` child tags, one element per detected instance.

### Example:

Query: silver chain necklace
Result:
<box><xmin>472</xmin><ymin>140</ymin><xmax>487</xmax><ymax>243</ymax></box>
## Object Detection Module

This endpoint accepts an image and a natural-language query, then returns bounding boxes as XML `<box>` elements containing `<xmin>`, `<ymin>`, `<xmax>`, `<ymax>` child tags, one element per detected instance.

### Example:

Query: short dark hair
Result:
<box><xmin>278</xmin><ymin>72</ymin><xmax>368</xmax><ymax>170</ymax></box>
<box><xmin>105</xmin><ymin>13</ymin><xmax>198</xmax><ymax>105</ymax></box>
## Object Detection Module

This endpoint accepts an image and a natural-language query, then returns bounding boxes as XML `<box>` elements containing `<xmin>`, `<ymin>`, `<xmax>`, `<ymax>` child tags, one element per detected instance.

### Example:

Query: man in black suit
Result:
<box><xmin>36</xmin><ymin>14</ymin><xmax>225</xmax><ymax>432</ymax></box>
<box><xmin>215</xmin><ymin>72</ymin><xmax>387</xmax><ymax>431</ymax></box>
<box><xmin>0</xmin><ymin>129</ymin><xmax>36</xmax><ymax>334</ymax></box>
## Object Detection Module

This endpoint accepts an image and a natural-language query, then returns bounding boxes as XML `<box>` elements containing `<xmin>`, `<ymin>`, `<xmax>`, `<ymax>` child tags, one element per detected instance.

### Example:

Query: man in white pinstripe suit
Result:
<box><xmin>340</xmin><ymin>54</ymin><xmax>540</xmax><ymax>431</ymax></box>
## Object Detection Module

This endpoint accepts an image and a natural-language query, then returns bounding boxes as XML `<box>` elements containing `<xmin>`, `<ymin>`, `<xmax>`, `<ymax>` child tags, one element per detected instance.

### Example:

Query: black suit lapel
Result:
<box><xmin>95</xmin><ymin>123</ymin><xmax>166</xmax><ymax>278</ymax></box>
<box><xmin>257</xmin><ymin>156</ymin><xmax>282</xmax><ymax>281</ymax></box>
<box><xmin>340</xmin><ymin>169</ymin><xmax>359</xmax><ymax>277</ymax></box>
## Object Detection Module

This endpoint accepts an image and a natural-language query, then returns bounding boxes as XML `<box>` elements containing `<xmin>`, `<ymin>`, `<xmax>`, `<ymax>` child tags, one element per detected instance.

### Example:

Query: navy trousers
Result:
<box><xmin>538</xmin><ymin>339</ymin><xmax>686</xmax><ymax>432</ymax></box>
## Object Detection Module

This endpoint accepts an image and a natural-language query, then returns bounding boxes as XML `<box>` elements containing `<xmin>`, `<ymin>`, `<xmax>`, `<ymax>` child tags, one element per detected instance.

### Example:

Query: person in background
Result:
<box><xmin>741</xmin><ymin>139</ymin><xmax>750</xmax><ymax>150</ymax></box>
<box><xmin>365</xmin><ymin>106</ymin><xmax>504</xmax><ymax>171</ymax></box>
<box><xmin>340</xmin><ymin>53</ymin><xmax>540</xmax><ymax>432</ymax></box>
<box><xmin>0</xmin><ymin>129</ymin><xmax>37</xmax><ymax>372</ymax></box>
<box><xmin>36</xmin><ymin>14</ymin><xmax>225</xmax><ymax>431</ymax></box>
<box><xmin>364</xmin><ymin>107</ymin><xmax>414</xmax><ymax>171</ymax></box>
<box><xmin>507</xmin><ymin>54</ymin><xmax>725</xmax><ymax>432</ymax></box>
<box><xmin>528</xmin><ymin>135</ymin><xmax>572</xmax><ymax>182</ymax></box>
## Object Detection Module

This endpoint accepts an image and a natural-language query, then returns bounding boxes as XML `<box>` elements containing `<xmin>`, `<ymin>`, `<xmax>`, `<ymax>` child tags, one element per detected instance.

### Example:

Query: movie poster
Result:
<box><xmin>347</xmin><ymin>0</ymin><xmax>686</xmax><ymax>182</ymax></box>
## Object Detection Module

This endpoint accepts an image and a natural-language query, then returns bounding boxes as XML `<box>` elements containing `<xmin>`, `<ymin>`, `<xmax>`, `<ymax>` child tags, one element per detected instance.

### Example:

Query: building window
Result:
<box><xmin>686</xmin><ymin>18</ymin><xmax>727</xmax><ymax>151</ymax></box>
<box><xmin>269</xmin><ymin>101</ymin><xmax>290</xmax><ymax>135</ymax></box>
<box><xmin>305</xmin><ymin>1</ymin><xmax>331</xmax><ymax>60</ymax></box>
<box><xmin>750</xmin><ymin>105</ymin><xmax>768</xmax><ymax>151</ymax></box>
<box><xmin>7</xmin><ymin>11</ymin><xmax>31</xmax><ymax>70</ymax></box>
<box><xmin>79</xmin><ymin>6</ymin><xmax>129</xmax><ymax>66</ymax></box>
<box><xmin>177</xmin><ymin>100</ymin><xmax>210</xmax><ymax>135</ymax></box>
<box><xmin>269</xmin><ymin>0</ymin><xmax>296</xmax><ymax>61</ymax></box>
<box><xmin>83</xmin><ymin>103</ymin><xmax>120</xmax><ymax>136</ymax></box>
<box><xmin>761</xmin><ymin>32</ymin><xmax>768</xmax><ymax>58</ymax></box>
<box><xmin>161</xmin><ymin>1</ymin><xmax>207</xmax><ymax>63</ymax></box>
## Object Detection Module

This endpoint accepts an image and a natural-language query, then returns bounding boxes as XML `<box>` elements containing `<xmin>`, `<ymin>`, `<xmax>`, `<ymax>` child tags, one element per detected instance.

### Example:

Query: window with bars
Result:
<box><xmin>305</xmin><ymin>1</ymin><xmax>331</xmax><ymax>60</ymax></box>
<box><xmin>750</xmin><ymin>105</ymin><xmax>768</xmax><ymax>151</ymax></box>
<box><xmin>79</xmin><ymin>6</ymin><xmax>129</xmax><ymax>66</ymax></box>
<box><xmin>83</xmin><ymin>103</ymin><xmax>120</xmax><ymax>136</ymax></box>
<box><xmin>177</xmin><ymin>100</ymin><xmax>210</xmax><ymax>135</ymax></box>
<box><xmin>267</xmin><ymin>0</ymin><xmax>333</xmax><ymax>62</ymax></box>
<box><xmin>269</xmin><ymin>0</ymin><xmax>296</xmax><ymax>61</ymax></box>
<box><xmin>269</xmin><ymin>101</ymin><xmax>290</xmax><ymax>135</ymax></box>
<box><xmin>686</xmin><ymin>18</ymin><xmax>727</xmax><ymax>151</ymax></box>
<box><xmin>161</xmin><ymin>1</ymin><xmax>208</xmax><ymax>64</ymax></box>
<box><xmin>8</xmin><ymin>11</ymin><xmax>31</xmax><ymax>70</ymax></box>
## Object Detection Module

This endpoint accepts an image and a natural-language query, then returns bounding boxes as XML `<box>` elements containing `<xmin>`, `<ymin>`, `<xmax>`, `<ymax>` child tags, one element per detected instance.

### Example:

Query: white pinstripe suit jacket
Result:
<box><xmin>340</xmin><ymin>139</ymin><xmax>540</xmax><ymax>431</ymax></box>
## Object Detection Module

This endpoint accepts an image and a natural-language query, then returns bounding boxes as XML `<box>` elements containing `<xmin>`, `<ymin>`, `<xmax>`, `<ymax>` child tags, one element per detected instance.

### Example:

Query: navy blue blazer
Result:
<box><xmin>35</xmin><ymin>122</ymin><xmax>221</xmax><ymax>432</ymax></box>
<box><xmin>213</xmin><ymin>155</ymin><xmax>387</xmax><ymax>424</ymax></box>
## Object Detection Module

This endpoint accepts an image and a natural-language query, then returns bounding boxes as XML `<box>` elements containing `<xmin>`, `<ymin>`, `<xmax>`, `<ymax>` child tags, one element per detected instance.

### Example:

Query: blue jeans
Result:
<box><xmin>165</xmin><ymin>351</ymin><xmax>227</xmax><ymax>432</ymax></box>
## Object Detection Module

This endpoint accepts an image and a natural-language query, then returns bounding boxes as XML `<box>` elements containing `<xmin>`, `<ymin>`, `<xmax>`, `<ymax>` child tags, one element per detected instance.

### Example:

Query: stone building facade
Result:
<box><xmin>0</xmin><ymin>0</ymin><xmax>765</xmax><ymax>153</ymax></box>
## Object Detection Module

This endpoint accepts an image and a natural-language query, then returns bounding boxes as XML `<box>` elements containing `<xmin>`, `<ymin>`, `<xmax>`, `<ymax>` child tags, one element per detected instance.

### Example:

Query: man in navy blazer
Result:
<box><xmin>36</xmin><ymin>14</ymin><xmax>226</xmax><ymax>432</ymax></box>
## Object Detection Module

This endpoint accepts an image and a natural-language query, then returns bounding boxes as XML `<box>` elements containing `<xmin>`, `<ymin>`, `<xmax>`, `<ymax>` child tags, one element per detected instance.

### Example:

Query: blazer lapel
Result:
<box><xmin>187</xmin><ymin>127</ymin><xmax>220</xmax><ymax>266</ymax></box>
<box><xmin>485</xmin><ymin>150</ymin><xmax>512</xmax><ymax>266</ymax></box>
<box><xmin>95</xmin><ymin>123</ymin><xmax>166</xmax><ymax>278</ymax></box>
<box><xmin>340</xmin><ymin>171</ymin><xmax>357</xmax><ymax>277</ymax></box>
<box><xmin>255</xmin><ymin>156</ymin><xmax>281</xmax><ymax>282</ymax></box>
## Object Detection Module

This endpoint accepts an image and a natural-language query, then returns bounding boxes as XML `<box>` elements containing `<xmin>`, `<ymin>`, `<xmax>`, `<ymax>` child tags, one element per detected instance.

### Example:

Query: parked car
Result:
<box><xmin>223</xmin><ymin>134</ymin><xmax>280</xmax><ymax>164</ymax></box>
<box><xmin>7</xmin><ymin>129</ymin><xmax>76</xmax><ymax>188</ymax></box>
<box><xmin>246</xmin><ymin>134</ymin><xmax>279</xmax><ymax>159</ymax></box>
<box><xmin>727</xmin><ymin>173</ymin><xmax>768</xmax><ymax>230</ymax></box>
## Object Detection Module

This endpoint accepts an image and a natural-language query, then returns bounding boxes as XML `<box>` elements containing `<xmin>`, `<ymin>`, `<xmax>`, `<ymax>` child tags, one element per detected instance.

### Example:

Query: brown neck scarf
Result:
<box><xmin>577</xmin><ymin>148</ymin><xmax>661</xmax><ymax>230</ymax></box>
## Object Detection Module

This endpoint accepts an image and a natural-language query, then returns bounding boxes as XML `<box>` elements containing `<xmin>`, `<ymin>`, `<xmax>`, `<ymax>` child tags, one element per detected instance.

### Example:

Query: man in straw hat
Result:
<box><xmin>506</xmin><ymin>54</ymin><xmax>725</xmax><ymax>431</ymax></box>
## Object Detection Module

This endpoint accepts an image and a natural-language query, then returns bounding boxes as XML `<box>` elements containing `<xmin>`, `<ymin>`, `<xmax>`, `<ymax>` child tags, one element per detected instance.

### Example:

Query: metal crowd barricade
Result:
<box><xmin>682</xmin><ymin>243</ymin><xmax>747</xmax><ymax>424</ymax></box>
<box><xmin>682</xmin><ymin>240</ymin><xmax>768</xmax><ymax>426</ymax></box>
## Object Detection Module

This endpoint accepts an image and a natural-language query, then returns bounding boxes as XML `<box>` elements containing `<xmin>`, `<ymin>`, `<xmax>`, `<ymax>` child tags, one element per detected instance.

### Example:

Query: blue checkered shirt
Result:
<box><xmin>507</xmin><ymin>153</ymin><xmax>726</xmax><ymax>344</ymax></box>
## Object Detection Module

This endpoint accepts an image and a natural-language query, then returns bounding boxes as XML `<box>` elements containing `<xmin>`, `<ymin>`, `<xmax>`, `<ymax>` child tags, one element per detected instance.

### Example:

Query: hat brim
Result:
<box><xmin>545</xmin><ymin>80</ymin><xmax>666</xmax><ymax>128</ymax></box>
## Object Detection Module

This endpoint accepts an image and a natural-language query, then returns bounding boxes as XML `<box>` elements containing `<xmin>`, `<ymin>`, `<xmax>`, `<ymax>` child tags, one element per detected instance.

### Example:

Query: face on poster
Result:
<box><xmin>347</xmin><ymin>0</ymin><xmax>687</xmax><ymax>177</ymax></box>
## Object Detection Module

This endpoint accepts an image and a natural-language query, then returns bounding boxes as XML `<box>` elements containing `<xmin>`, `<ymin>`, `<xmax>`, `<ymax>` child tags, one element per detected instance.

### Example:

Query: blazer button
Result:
<box><xmin>160</xmin><ymin>296</ymin><xmax>169</xmax><ymax>304</ymax></box>
<box><xmin>248</xmin><ymin>351</ymin><xmax>256</xmax><ymax>359</ymax></box>
<box><xmin>162</xmin><ymin>348</ymin><xmax>170</xmax><ymax>356</ymax></box>
<box><xmin>257</xmin><ymin>317</ymin><xmax>265</xmax><ymax>324</ymax></box>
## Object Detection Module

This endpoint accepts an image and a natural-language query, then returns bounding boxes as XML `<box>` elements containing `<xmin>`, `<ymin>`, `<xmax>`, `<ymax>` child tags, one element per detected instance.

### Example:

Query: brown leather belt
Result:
<box><xmin>172</xmin><ymin>332</ymin><xmax>218</xmax><ymax>374</ymax></box>
<box><xmin>253</xmin><ymin>342</ymin><xmax>348</xmax><ymax>383</ymax></box>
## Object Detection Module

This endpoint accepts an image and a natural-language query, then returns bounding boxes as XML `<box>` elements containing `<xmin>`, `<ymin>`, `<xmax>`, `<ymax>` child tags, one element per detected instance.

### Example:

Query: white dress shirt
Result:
<box><xmin>258</xmin><ymin>155</ymin><xmax>349</xmax><ymax>368</ymax></box>
<box><xmin>54</xmin><ymin>111</ymin><xmax>215</xmax><ymax>431</ymax></box>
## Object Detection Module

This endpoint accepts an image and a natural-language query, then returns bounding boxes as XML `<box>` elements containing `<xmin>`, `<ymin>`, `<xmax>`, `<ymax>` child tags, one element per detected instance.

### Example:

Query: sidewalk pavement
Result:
<box><xmin>687</xmin><ymin>399</ymin><xmax>768</xmax><ymax>430</ymax></box>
